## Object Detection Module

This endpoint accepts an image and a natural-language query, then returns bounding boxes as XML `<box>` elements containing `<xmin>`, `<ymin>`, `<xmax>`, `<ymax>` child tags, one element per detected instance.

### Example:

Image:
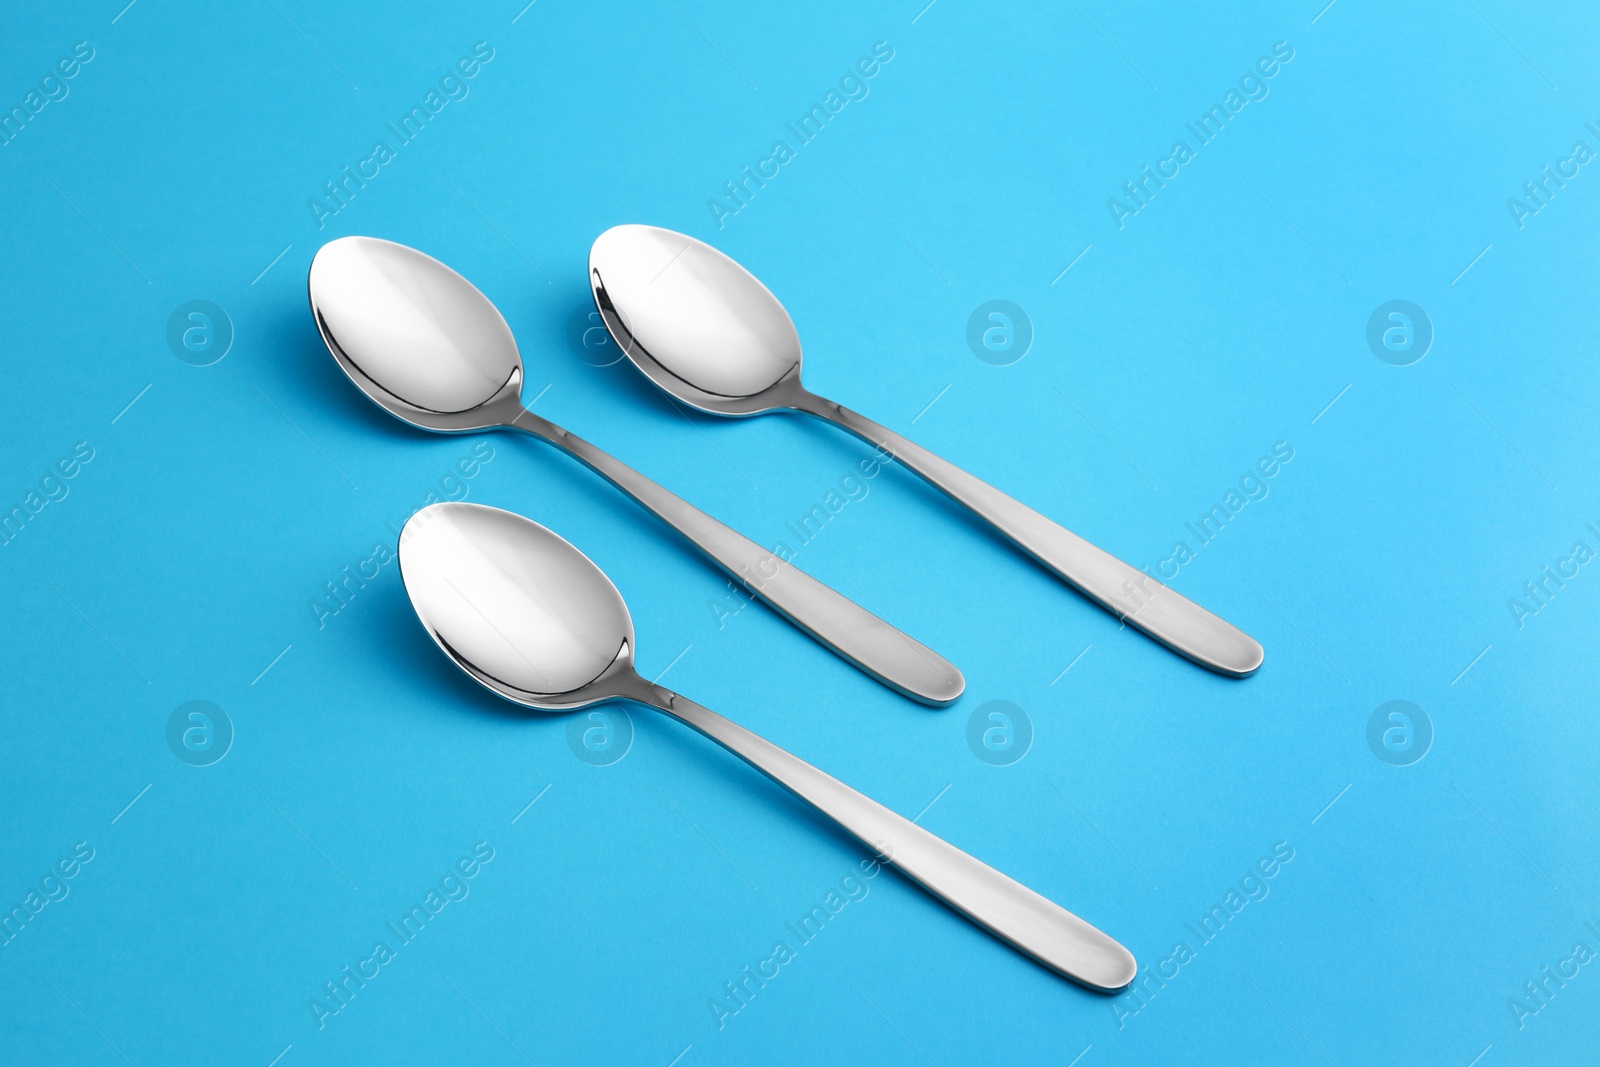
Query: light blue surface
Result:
<box><xmin>3</xmin><ymin>1</ymin><xmax>1598</xmax><ymax>1063</ymax></box>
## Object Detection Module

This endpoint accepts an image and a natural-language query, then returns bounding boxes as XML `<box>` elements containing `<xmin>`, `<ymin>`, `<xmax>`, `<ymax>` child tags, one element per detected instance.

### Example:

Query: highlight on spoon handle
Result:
<box><xmin>788</xmin><ymin>392</ymin><xmax>1263</xmax><ymax>678</ymax></box>
<box><xmin>628</xmin><ymin>679</ymin><xmax>1136</xmax><ymax>991</ymax></box>
<box><xmin>499</xmin><ymin>404</ymin><xmax>965</xmax><ymax>705</ymax></box>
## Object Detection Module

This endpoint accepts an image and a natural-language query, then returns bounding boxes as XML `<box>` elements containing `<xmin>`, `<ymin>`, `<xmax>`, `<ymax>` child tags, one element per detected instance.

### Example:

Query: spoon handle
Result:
<box><xmin>499</xmin><ymin>405</ymin><xmax>964</xmax><ymax>705</ymax></box>
<box><xmin>788</xmin><ymin>392</ymin><xmax>1262</xmax><ymax>678</ymax></box>
<box><xmin>626</xmin><ymin>678</ymin><xmax>1136</xmax><ymax>990</ymax></box>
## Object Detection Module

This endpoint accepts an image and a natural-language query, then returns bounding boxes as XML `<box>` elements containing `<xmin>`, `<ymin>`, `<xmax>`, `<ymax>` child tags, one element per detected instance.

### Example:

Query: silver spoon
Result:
<box><xmin>308</xmin><ymin>236</ymin><xmax>963</xmax><ymax>706</ymax></box>
<box><xmin>398</xmin><ymin>501</ymin><xmax>1137</xmax><ymax>991</ymax></box>
<box><xmin>588</xmin><ymin>225</ymin><xmax>1264</xmax><ymax>678</ymax></box>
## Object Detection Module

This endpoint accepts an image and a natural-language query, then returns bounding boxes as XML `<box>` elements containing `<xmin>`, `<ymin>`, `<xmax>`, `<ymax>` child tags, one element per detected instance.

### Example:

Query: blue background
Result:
<box><xmin>2</xmin><ymin>1</ymin><xmax>1597</xmax><ymax>1063</ymax></box>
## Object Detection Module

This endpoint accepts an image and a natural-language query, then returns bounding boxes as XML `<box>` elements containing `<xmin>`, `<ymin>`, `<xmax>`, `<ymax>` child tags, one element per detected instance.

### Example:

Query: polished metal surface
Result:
<box><xmin>589</xmin><ymin>224</ymin><xmax>1265</xmax><ymax>678</ymax></box>
<box><xmin>309</xmin><ymin>236</ymin><xmax>963</xmax><ymax>705</ymax></box>
<box><xmin>400</xmin><ymin>502</ymin><xmax>1138</xmax><ymax>992</ymax></box>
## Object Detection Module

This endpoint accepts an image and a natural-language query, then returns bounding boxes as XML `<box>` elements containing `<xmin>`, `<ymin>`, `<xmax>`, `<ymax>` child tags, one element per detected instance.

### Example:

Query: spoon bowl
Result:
<box><xmin>589</xmin><ymin>224</ymin><xmax>801</xmax><ymax>416</ymax></box>
<box><xmin>398</xmin><ymin>503</ymin><xmax>635</xmax><ymax>709</ymax></box>
<box><xmin>309</xmin><ymin>236</ymin><xmax>523</xmax><ymax>432</ymax></box>
<box><xmin>398</xmin><ymin>501</ymin><xmax>1136</xmax><ymax>992</ymax></box>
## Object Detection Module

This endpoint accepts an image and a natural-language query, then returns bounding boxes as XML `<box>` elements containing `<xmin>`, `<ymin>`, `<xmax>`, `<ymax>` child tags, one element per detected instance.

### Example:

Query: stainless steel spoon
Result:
<box><xmin>308</xmin><ymin>236</ymin><xmax>963</xmax><ymax>705</ymax></box>
<box><xmin>588</xmin><ymin>224</ymin><xmax>1264</xmax><ymax>678</ymax></box>
<box><xmin>398</xmin><ymin>500</ymin><xmax>1137</xmax><ymax>991</ymax></box>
